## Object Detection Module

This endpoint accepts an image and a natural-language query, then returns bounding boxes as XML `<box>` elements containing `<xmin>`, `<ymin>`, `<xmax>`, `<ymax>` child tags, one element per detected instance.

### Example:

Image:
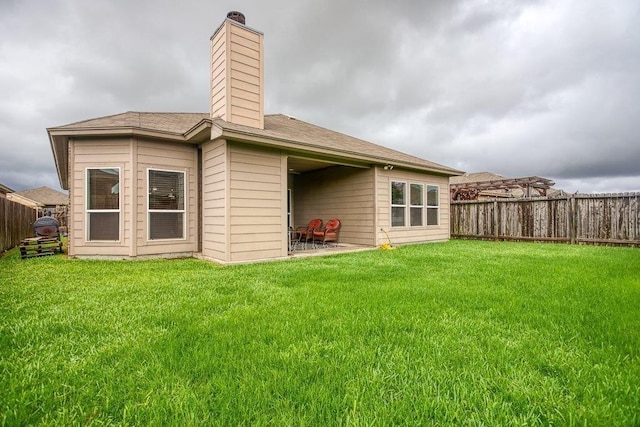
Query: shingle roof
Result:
<box><xmin>15</xmin><ymin>186</ymin><xmax>68</xmax><ymax>206</ymax></box>
<box><xmin>450</xmin><ymin>172</ymin><xmax>506</xmax><ymax>184</ymax></box>
<box><xmin>215</xmin><ymin>114</ymin><xmax>461</xmax><ymax>174</ymax></box>
<box><xmin>50</xmin><ymin>111</ymin><xmax>462</xmax><ymax>176</ymax></box>
<box><xmin>54</xmin><ymin>111</ymin><xmax>209</xmax><ymax>134</ymax></box>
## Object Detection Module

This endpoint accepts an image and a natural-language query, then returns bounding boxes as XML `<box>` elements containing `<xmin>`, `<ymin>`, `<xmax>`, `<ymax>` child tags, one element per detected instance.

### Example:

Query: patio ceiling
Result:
<box><xmin>287</xmin><ymin>156</ymin><xmax>369</xmax><ymax>174</ymax></box>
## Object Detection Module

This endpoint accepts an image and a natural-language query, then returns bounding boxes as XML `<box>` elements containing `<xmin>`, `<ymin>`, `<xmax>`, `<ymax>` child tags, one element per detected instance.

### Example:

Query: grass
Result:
<box><xmin>1</xmin><ymin>240</ymin><xmax>639</xmax><ymax>426</ymax></box>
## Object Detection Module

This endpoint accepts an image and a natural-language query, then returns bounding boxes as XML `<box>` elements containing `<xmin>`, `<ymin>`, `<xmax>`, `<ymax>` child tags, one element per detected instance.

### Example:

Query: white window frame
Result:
<box><xmin>391</xmin><ymin>181</ymin><xmax>407</xmax><ymax>227</ymax></box>
<box><xmin>85</xmin><ymin>167</ymin><xmax>121</xmax><ymax>242</ymax></box>
<box><xmin>409</xmin><ymin>183</ymin><xmax>424</xmax><ymax>227</ymax></box>
<box><xmin>147</xmin><ymin>168</ymin><xmax>187</xmax><ymax>241</ymax></box>
<box><xmin>390</xmin><ymin>180</ymin><xmax>440</xmax><ymax>228</ymax></box>
<box><xmin>426</xmin><ymin>184</ymin><xmax>439</xmax><ymax>226</ymax></box>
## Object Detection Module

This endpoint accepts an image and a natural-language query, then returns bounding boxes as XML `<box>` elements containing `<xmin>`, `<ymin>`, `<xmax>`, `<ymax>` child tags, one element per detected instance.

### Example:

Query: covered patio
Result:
<box><xmin>288</xmin><ymin>241</ymin><xmax>374</xmax><ymax>258</ymax></box>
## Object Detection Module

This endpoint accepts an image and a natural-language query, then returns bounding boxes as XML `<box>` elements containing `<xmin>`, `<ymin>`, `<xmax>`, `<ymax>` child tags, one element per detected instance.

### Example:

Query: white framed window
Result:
<box><xmin>391</xmin><ymin>181</ymin><xmax>406</xmax><ymax>227</ymax></box>
<box><xmin>410</xmin><ymin>183</ymin><xmax>424</xmax><ymax>226</ymax></box>
<box><xmin>391</xmin><ymin>181</ymin><xmax>440</xmax><ymax>227</ymax></box>
<box><xmin>427</xmin><ymin>185</ymin><xmax>439</xmax><ymax>225</ymax></box>
<box><xmin>148</xmin><ymin>169</ymin><xmax>186</xmax><ymax>240</ymax></box>
<box><xmin>86</xmin><ymin>167</ymin><xmax>120</xmax><ymax>241</ymax></box>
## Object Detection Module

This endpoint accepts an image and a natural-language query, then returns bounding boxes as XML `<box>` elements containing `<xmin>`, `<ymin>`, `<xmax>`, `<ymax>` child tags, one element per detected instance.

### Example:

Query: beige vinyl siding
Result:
<box><xmin>210</xmin><ymin>19</ymin><xmax>264</xmax><ymax>129</ymax></box>
<box><xmin>210</xmin><ymin>23</ymin><xmax>227</xmax><ymax>119</ymax></box>
<box><xmin>67</xmin><ymin>140</ymin><xmax>74</xmax><ymax>255</ymax></box>
<box><xmin>228</xmin><ymin>144</ymin><xmax>286</xmax><ymax>262</ymax></box>
<box><xmin>376</xmin><ymin>167</ymin><xmax>451</xmax><ymax>245</ymax></box>
<box><xmin>228</xmin><ymin>23</ymin><xmax>263</xmax><ymax>128</ymax></box>
<box><xmin>135</xmin><ymin>139</ymin><xmax>198</xmax><ymax>256</ymax></box>
<box><xmin>69</xmin><ymin>138</ymin><xmax>131</xmax><ymax>257</ymax></box>
<box><xmin>69</xmin><ymin>137</ymin><xmax>198</xmax><ymax>258</ymax></box>
<box><xmin>293</xmin><ymin>166</ymin><xmax>376</xmax><ymax>246</ymax></box>
<box><xmin>201</xmin><ymin>140</ymin><xmax>228</xmax><ymax>261</ymax></box>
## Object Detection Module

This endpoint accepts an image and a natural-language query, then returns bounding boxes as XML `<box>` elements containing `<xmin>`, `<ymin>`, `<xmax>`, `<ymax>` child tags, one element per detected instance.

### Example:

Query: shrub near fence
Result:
<box><xmin>1</xmin><ymin>198</ymin><xmax>36</xmax><ymax>253</ymax></box>
<box><xmin>451</xmin><ymin>193</ymin><xmax>640</xmax><ymax>246</ymax></box>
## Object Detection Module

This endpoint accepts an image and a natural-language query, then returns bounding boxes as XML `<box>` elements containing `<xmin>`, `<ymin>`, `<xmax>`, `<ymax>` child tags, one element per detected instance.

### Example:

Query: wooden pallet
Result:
<box><xmin>20</xmin><ymin>237</ymin><xmax>63</xmax><ymax>259</ymax></box>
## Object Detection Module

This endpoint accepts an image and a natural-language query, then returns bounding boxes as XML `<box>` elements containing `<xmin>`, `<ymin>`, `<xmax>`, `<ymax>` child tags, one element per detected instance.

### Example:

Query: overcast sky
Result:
<box><xmin>1</xmin><ymin>0</ymin><xmax>638</xmax><ymax>194</ymax></box>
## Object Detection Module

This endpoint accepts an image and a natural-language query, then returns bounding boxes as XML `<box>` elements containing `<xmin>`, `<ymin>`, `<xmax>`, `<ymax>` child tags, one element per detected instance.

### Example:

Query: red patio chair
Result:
<box><xmin>296</xmin><ymin>218</ymin><xmax>322</xmax><ymax>249</ymax></box>
<box><xmin>312</xmin><ymin>218</ymin><xmax>341</xmax><ymax>248</ymax></box>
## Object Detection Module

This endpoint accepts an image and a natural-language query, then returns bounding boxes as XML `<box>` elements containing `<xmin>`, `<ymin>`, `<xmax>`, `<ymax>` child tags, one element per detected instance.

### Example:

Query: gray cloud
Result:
<box><xmin>0</xmin><ymin>0</ymin><xmax>638</xmax><ymax>194</ymax></box>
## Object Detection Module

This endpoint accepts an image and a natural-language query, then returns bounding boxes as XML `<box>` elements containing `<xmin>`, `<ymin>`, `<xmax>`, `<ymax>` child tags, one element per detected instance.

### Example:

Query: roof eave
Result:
<box><xmin>48</xmin><ymin>130</ymin><xmax>69</xmax><ymax>190</ymax></box>
<box><xmin>47</xmin><ymin>126</ymin><xmax>186</xmax><ymax>140</ymax></box>
<box><xmin>184</xmin><ymin>118</ymin><xmax>213</xmax><ymax>142</ymax></box>
<box><xmin>213</xmin><ymin>125</ymin><xmax>464</xmax><ymax>176</ymax></box>
<box><xmin>7</xmin><ymin>193</ymin><xmax>44</xmax><ymax>207</ymax></box>
<box><xmin>0</xmin><ymin>183</ymin><xmax>14</xmax><ymax>193</ymax></box>
<box><xmin>48</xmin><ymin>121</ymin><xmax>214</xmax><ymax>190</ymax></box>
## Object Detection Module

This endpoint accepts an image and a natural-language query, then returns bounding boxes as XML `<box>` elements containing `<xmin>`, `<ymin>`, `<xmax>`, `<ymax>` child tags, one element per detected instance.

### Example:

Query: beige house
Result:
<box><xmin>9</xmin><ymin>186</ymin><xmax>68</xmax><ymax>211</ymax></box>
<box><xmin>5</xmin><ymin>192</ymin><xmax>43</xmax><ymax>209</ymax></box>
<box><xmin>0</xmin><ymin>183</ymin><xmax>14</xmax><ymax>198</ymax></box>
<box><xmin>8</xmin><ymin>186</ymin><xmax>69</xmax><ymax>231</ymax></box>
<box><xmin>48</xmin><ymin>12</ymin><xmax>462</xmax><ymax>263</ymax></box>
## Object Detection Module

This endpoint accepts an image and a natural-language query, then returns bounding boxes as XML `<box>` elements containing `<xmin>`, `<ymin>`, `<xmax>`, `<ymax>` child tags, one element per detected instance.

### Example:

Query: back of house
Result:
<box><xmin>48</xmin><ymin>11</ymin><xmax>462</xmax><ymax>263</ymax></box>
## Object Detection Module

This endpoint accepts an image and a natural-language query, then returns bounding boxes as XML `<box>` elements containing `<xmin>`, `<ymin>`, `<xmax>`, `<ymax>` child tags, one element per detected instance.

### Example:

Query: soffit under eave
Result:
<box><xmin>48</xmin><ymin>132</ymin><xmax>68</xmax><ymax>190</ymax></box>
<box><xmin>184</xmin><ymin>121</ymin><xmax>213</xmax><ymax>143</ymax></box>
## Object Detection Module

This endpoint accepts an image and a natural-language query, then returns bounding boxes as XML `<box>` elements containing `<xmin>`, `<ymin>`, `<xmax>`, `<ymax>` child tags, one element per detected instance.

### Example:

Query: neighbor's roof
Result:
<box><xmin>450</xmin><ymin>172</ymin><xmax>555</xmax><ymax>189</ymax></box>
<box><xmin>450</xmin><ymin>172</ymin><xmax>560</xmax><ymax>200</ymax></box>
<box><xmin>450</xmin><ymin>171</ymin><xmax>507</xmax><ymax>184</ymax></box>
<box><xmin>15</xmin><ymin>186</ymin><xmax>68</xmax><ymax>206</ymax></box>
<box><xmin>49</xmin><ymin>111</ymin><xmax>463</xmax><ymax>188</ymax></box>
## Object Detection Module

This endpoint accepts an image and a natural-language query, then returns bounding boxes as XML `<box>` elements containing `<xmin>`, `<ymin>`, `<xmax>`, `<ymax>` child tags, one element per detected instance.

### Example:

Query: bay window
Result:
<box><xmin>86</xmin><ymin>168</ymin><xmax>120</xmax><ymax>241</ymax></box>
<box><xmin>148</xmin><ymin>169</ymin><xmax>185</xmax><ymax>240</ymax></box>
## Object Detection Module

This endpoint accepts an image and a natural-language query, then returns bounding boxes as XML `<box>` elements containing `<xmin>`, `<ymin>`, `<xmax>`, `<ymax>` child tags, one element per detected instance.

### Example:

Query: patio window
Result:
<box><xmin>410</xmin><ymin>183</ymin><xmax>424</xmax><ymax>226</ymax></box>
<box><xmin>391</xmin><ymin>181</ymin><xmax>406</xmax><ymax>227</ymax></box>
<box><xmin>427</xmin><ymin>185</ymin><xmax>439</xmax><ymax>225</ymax></box>
<box><xmin>86</xmin><ymin>168</ymin><xmax>120</xmax><ymax>241</ymax></box>
<box><xmin>148</xmin><ymin>169</ymin><xmax>185</xmax><ymax>240</ymax></box>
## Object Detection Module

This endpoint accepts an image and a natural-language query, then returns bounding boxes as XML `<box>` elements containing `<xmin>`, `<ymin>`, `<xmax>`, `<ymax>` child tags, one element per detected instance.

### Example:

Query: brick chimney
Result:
<box><xmin>210</xmin><ymin>11</ymin><xmax>264</xmax><ymax>129</ymax></box>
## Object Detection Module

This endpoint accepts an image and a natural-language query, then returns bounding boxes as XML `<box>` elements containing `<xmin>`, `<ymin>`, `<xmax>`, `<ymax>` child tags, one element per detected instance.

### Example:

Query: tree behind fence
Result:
<box><xmin>1</xmin><ymin>198</ymin><xmax>36</xmax><ymax>253</ymax></box>
<box><xmin>451</xmin><ymin>193</ymin><xmax>640</xmax><ymax>246</ymax></box>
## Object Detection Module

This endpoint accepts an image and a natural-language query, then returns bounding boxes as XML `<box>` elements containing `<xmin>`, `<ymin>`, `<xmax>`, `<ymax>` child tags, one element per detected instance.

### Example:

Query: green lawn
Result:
<box><xmin>1</xmin><ymin>240</ymin><xmax>639</xmax><ymax>426</ymax></box>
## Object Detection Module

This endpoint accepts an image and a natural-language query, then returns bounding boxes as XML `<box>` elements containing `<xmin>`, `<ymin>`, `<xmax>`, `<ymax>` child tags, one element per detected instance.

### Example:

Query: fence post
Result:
<box><xmin>569</xmin><ymin>196</ymin><xmax>576</xmax><ymax>244</ymax></box>
<box><xmin>493</xmin><ymin>201</ymin><xmax>499</xmax><ymax>240</ymax></box>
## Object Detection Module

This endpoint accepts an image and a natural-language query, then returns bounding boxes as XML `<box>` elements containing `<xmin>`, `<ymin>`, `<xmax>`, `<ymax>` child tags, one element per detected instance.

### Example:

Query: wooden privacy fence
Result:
<box><xmin>451</xmin><ymin>193</ymin><xmax>640</xmax><ymax>246</ymax></box>
<box><xmin>1</xmin><ymin>197</ymin><xmax>37</xmax><ymax>253</ymax></box>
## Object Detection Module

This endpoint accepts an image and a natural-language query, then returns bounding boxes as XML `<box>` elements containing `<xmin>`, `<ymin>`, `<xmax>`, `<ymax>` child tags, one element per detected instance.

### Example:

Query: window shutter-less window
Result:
<box><xmin>410</xmin><ymin>183</ymin><xmax>424</xmax><ymax>226</ymax></box>
<box><xmin>391</xmin><ymin>181</ymin><xmax>406</xmax><ymax>227</ymax></box>
<box><xmin>427</xmin><ymin>185</ymin><xmax>439</xmax><ymax>225</ymax></box>
<box><xmin>86</xmin><ymin>168</ymin><xmax>120</xmax><ymax>241</ymax></box>
<box><xmin>148</xmin><ymin>170</ymin><xmax>185</xmax><ymax>240</ymax></box>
